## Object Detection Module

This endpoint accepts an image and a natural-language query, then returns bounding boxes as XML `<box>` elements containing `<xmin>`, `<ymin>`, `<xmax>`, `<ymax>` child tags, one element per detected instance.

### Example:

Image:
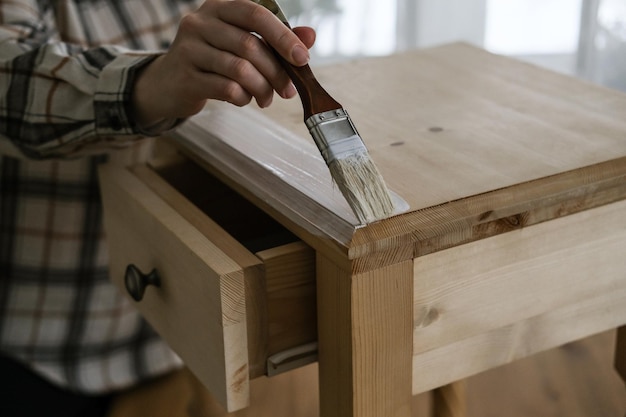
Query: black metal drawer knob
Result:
<box><xmin>125</xmin><ymin>264</ymin><xmax>161</xmax><ymax>301</ymax></box>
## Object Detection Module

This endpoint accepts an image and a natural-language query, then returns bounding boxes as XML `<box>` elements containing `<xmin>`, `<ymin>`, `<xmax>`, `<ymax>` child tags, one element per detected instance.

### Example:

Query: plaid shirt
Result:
<box><xmin>0</xmin><ymin>0</ymin><xmax>203</xmax><ymax>393</ymax></box>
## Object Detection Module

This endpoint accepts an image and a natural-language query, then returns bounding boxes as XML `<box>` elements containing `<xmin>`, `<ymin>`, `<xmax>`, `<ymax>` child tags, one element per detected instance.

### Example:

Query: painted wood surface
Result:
<box><xmin>263</xmin><ymin>42</ymin><xmax>626</xmax><ymax>211</ymax></box>
<box><xmin>172</xmin><ymin>43</ymin><xmax>626</xmax><ymax>272</ymax></box>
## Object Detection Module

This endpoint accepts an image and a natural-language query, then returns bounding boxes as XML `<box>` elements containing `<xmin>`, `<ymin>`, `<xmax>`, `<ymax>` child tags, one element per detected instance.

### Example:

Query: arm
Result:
<box><xmin>0</xmin><ymin>0</ymin><xmax>165</xmax><ymax>158</ymax></box>
<box><xmin>132</xmin><ymin>0</ymin><xmax>315</xmax><ymax>130</ymax></box>
<box><xmin>0</xmin><ymin>0</ymin><xmax>315</xmax><ymax>159</ymax></box>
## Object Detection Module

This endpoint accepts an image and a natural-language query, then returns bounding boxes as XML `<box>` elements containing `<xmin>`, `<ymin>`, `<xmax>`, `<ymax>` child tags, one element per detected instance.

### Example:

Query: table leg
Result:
<box><xmin>431</xmin><ymin>381</ymin><xmax>467</xmax><ymax>417</ymax></box>
<box><xmin>615</xmin><ymin>325</ymin><xmax>626</xmax><ymax>385</ymax></box>
<box><xmin>316</xmin><ymin>255</ymin><xmax>414</xmax><ymax>417</ymax></box>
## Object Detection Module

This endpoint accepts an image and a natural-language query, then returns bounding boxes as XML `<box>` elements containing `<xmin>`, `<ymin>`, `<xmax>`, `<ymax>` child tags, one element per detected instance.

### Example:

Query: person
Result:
<box><xmin>0</xmin><ymin>0</ymin><xmax>315</xmax><ymax>415</ymax></box>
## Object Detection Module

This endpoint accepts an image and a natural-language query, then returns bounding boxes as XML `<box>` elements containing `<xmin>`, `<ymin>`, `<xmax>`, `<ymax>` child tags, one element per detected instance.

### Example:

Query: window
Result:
<box><xmin>485</xmin><ymin>0</ymin><xmax>583</xmax><ymax>55</ymax></box>
<box><xmin>280</xmin><ymin>0</ymin><xmax>625</xmax><ymax>88</ymax></box>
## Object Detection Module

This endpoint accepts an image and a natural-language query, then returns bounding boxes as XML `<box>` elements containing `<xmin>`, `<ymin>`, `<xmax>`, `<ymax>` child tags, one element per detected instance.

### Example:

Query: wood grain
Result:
<box><xmin>131</xmin><ymin>162</ymin><xmax>271</xmax><ymax>378</ymax></box>
<box><xmin>411</xmin><ymin>198</ymin><xmax>626</xmax><ymax>394</ymax></box>
<box><xmin>316</xmin><ymin>255</ymin><xmax>414</xmax><ymax>417</ymax></box>
<box><xmin>100</xmin><ymin>43</ymin><xmax>626</xmax><ymax>417</ymax></box>
<box><xmin>172</xmin><ymin>43</ymin><xmax>626</xmax><ymax>273</ymax></box>
<box><xmin>256</xmin><ymin>242</ymin><xmax>317</xmax><ymax>358</ymax></box>
<box><xmin>99</xmin><ymin>165</ymin><xmax>250</xmax><ymax>411</ymax></box>
<box><xmin>265</xmin><ymin>43</ymin><xmax>626</xmax><ymax>210</ymax></box>
<box><xmin>130</xmin><ymin>161</ymin><xmax>317</xmax><ymax>378</ymax></box>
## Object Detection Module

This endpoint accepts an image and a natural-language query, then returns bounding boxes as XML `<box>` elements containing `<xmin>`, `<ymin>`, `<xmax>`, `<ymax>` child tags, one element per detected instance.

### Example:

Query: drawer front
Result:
<box><xmin>99</xmin><ymin>164</ymin><xmax>259</xmax><ymax>412</ymax></box>
<box><xmin>100</xmin><ymin>159</ymin><xmax>319</xmax><ymax>411</ymax></box>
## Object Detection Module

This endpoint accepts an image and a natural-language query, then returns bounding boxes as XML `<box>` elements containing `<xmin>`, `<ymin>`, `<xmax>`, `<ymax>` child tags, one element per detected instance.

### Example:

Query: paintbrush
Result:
<box><xmin>251</xmin><ymin>0</ymin><xmax>395</xmax><ymax>224</ymax></box>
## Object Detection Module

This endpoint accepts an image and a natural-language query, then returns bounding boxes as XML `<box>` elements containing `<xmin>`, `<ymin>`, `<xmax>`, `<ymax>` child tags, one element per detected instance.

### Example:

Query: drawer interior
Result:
<box><xmin>155</xmin><ymin>157</ymin><xmax>299</xmax><ymax>253</ymax></box>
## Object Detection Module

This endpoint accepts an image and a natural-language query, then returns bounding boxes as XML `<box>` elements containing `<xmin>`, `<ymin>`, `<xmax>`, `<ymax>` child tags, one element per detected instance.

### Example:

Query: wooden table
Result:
<box><xmin>99</xmin><ymin>43</ymin><xmax>626</xmax><ymax>417</ymax></box>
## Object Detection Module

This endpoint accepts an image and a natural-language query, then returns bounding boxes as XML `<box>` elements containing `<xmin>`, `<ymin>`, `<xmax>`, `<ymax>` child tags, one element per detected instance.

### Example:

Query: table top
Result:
<box><xmin>173</xmin><ymin>43</ymin><xmax>626</xmax><ymax>269</ymax></box>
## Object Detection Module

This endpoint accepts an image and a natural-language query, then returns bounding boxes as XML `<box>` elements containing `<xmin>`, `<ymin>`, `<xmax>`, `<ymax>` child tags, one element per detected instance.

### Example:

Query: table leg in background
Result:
<box><xmin>431</xmin><ymin>381</ymin><xmax>467</xmax><ymax>417</ymax></box>
<box><xmin>615</xmin><ymin>326</ymin><xmax>626</xmax><ymax>385</ymax></box>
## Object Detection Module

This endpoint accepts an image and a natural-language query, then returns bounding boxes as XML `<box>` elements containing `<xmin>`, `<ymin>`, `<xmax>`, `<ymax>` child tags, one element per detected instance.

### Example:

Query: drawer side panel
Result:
<box><xmin>99</xmin><ymin>165</ymin><xmax>249</xmax><ymax>411</ymax></box>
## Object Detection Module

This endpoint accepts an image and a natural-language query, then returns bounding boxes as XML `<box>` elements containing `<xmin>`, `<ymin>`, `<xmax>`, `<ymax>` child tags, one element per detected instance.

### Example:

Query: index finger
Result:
<box><xmin>214</xmin><ymin>0</ymin><xmax>310</xmax><ymax>66</ymax></box>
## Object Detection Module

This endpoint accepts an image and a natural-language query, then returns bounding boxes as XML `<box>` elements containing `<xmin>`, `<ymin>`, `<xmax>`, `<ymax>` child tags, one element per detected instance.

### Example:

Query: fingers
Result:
<box><xmin>204</xmin><ymin>46</ymin><xmax>276</xmax><ymax>107</ymax></box>
<box><xmin>133</xmin><ymin>0</ymin><xmax>318</xmax><ymax>126</ymax></box>
<box><xmin>198</xmin><ymin>17</ymin><xmax>293</xmax><ymax>106</ymax></box>
<box><xmin>292</xmin><ymin>26</ymin><xmax>316</xmax><ymax>50</ymax></box>
<box><xmin>183</xmin><ymin>0</ymin><xmax>316</xmax><ymax>108</ymax></box>
<box><xmin>213</xmin><ymin>0</ymin><xmax>311</xmax><ymax>66</ymax></box>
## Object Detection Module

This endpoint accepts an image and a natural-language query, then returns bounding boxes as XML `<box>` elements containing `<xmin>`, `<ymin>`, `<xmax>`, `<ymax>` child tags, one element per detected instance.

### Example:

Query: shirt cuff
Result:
<box><xmin>94</xmin><ymin>52</ymin><xmax>182</xmax><ymax>137</ymax></box>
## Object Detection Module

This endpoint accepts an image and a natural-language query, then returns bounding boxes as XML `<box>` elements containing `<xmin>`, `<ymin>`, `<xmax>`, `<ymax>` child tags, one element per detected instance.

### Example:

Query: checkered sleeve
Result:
<box><xmin>0</xmin><ymin>0</ymin><xmax>202</xmax><ymax>396</ymax></box>
<box><xmin>0</xmin><ymin>0</ymin><xmax>178</xmax><ymax>159</ymax></box>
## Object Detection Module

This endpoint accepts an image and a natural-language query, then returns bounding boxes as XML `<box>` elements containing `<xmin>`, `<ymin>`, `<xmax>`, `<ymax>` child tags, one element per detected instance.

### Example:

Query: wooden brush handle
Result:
<box><xmin>252</xmin><ymin>0</ymin><xmax>341</xmax><ymax>120</ymax></box>
<box><xmin>274</xmin><ymin>53</ymin><xmax>342</xmax><ymax>121</ymax></box>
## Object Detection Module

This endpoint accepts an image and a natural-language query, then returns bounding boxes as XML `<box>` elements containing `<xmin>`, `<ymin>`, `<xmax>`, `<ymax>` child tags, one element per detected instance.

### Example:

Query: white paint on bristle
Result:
<box><xmin>329</xmin><ymin>150</ymin><xmax>395</xmax><ymax>224</ymax></box>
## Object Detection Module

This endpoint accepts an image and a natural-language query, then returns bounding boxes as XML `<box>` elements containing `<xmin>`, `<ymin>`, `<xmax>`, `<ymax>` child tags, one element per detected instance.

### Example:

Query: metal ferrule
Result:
<box><xmin>305</xmin><ymin>109</ymin><xmax>367</xmax><ymax>165</ymax></box>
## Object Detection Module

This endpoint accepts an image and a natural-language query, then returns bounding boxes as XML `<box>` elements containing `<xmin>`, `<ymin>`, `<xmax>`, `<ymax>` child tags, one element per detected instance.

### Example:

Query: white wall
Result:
<box><xmin>281</xmin><ymin>0</ymin><xmax>626</xmax><ymax>90</ymax></box>
<box><xmin>396</xmin><ymin>0</ymin><xmax>487</xmax><ymax>50</ymax></box>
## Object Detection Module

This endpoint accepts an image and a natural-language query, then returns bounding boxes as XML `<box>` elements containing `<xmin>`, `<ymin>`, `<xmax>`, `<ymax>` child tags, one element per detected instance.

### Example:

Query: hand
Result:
<box><xmin>132</xmin><ymin>0</ymin><xmax>316</xmax><ymax>130</ymax></box>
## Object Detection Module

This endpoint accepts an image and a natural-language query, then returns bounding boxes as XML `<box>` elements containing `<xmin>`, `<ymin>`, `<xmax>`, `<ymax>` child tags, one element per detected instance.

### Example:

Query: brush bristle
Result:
<box><xmin>328</xmin><ymin>150</ymin><xmax>395</xmax><ymax>224</ymax></box>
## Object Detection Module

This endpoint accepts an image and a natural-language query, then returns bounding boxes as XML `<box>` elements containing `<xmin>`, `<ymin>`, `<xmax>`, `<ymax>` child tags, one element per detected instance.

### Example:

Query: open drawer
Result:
<box><xmin>98</xmin><ymin>155</ymin><xmax>316</xmax><ymax>412</ymax></box>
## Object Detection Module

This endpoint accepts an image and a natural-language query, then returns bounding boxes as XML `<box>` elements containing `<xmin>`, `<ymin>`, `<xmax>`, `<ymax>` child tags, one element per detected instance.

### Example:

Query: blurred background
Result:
<box><xmin>279</xmin><ymin>0</ymin><xmax>626</xmax><ymax>91</ymax></box>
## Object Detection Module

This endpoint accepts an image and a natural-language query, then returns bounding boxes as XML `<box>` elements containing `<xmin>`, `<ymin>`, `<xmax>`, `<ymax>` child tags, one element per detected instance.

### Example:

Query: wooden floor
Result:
<box><xmin>109</xmin><ymin>330</ymin><xmax>626</xmax><ymax>417</ymax></box>
<box><xmin>466</xmin><ymin>330</ymin><xmax>626</xmax><ymax>417</ymax></box>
